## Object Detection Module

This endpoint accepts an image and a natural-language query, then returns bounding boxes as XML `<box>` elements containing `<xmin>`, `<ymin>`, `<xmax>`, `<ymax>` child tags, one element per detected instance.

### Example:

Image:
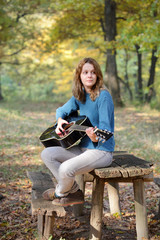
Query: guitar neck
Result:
<box><xmin>70</xmin><ymin>124</ymin><xmax>88</xmax><ymax>132</ymax></box>
<box><xmin>69</xmin><ymin>124</ymin><xmax>113</xmax><ymax>142</ymax></box>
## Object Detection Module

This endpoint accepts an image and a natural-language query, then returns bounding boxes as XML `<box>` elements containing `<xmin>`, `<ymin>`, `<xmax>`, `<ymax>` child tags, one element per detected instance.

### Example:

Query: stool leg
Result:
<box><xmin>107</xmin><ymin>181</ymin><xmax>121</xmax><ymax>215</ymax></box>
<box><xmin>89</xmin><ymin>177</ymin><xmax>104</xmax><ymax>240</ymax></box>
<box><xmin>73</xmin><ymin>174</ymin><xmax>85</xmax><ymax>217</ymax></box>
<box><xmin>133</xmin><ymin>179</ymin><xmax>148</xmax><ymax>240</ymax></box>
<box><xmin>155</xmin><ymin>200</ymin><xmax>160</xmax><ymax>219</ymax></box>
<box><xmin>43</xmin><ymin>214</ymin><xmax>54</xmax><ymax>240</ymax></box>
<box><xmin>37</xmin><ymin>214</ymin><xmax>45</xmax><ymax>238</ymax></box>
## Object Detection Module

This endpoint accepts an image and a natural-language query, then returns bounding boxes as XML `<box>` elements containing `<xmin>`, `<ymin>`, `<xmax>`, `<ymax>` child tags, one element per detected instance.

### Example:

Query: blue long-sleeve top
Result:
<box><xmin>56</xmin><ymin>90</ymin><xmax>115</xmax><ymax>152</ymax></box>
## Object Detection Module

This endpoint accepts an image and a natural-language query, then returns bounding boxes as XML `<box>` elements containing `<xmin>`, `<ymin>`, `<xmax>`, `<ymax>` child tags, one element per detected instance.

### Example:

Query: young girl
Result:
<box><xmin>41</xmin><ymin>57</ymin><xmax>115</xmax><ymax>206</ymax></box>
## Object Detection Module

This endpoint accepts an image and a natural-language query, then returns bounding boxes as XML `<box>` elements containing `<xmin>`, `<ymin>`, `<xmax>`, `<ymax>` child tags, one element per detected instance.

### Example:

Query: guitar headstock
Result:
<box><xmin>94</xmin><ymin>128</ymin><xmax>113</xmax><ymax>143</ymax></box>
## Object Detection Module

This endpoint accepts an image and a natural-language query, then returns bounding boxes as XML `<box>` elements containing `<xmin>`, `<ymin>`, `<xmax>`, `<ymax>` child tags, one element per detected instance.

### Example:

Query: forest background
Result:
<box><xmin>0</xmin><ymin>0</ymin><xmax>160</xmax><ymax>239</ymax></box>
<box><xmin>0</xmin><ymin>0</ymin><xmax>160</xmax><ymax>108</ymax></box>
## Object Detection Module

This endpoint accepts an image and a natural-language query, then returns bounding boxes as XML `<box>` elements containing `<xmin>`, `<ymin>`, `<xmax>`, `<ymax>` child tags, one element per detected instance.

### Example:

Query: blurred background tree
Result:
<box><xmin>0</xmin><ymin>0</ymin><xmax>160</xmax><ymax>109</ymax></box>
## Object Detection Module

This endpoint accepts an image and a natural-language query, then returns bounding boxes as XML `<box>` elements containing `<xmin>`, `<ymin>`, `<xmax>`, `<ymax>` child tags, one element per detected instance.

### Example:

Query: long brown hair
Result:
<box><xmin>72</xmin><ymin>58</ymin><xmax>104</xmax><ymax>102</ymax></box>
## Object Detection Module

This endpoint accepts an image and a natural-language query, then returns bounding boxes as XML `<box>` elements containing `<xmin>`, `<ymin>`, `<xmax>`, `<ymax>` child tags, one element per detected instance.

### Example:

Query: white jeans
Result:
<box><xmin>41</xmin><ymin>146</ymin><xmax>112</xmax><ymax>197</ymax></box>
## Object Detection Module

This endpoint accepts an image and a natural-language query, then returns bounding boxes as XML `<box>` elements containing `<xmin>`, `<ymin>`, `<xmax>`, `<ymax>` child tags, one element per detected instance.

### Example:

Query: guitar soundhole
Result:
<box><xmin>58</xmin><ymin>122</ymin><xmax>74</xmax><ymax>138</ymax></box>
<box><xmin>62</xmin><ymin>122</ymin><xmax>74</xmax><ymax>131</ymax></box>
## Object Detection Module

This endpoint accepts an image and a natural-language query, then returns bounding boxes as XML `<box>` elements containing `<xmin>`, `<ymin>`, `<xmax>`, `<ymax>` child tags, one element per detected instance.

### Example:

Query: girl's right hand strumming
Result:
<box><xmin>55</xmin><ymin>118</ymin><xmax>68</xmax><ymax>136</ymax></box>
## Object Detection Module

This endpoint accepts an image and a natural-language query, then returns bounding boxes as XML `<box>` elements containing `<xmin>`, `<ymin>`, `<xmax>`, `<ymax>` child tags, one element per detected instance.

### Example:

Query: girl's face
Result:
<box><xmin>80</xmin><ymin>63</ymin><xmax>97</xmax><ymax>93</ymax></box>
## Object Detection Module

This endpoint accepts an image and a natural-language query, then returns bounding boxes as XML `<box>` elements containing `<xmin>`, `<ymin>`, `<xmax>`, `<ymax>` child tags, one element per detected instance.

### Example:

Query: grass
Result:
<box><xmin>0</xmin><ymin>100</ymin><xmax>160</xmax><ymax>239</ymax></box>
<box><xmin>114</xmin><ymin>105</ymin><xmax>160</xmax><ymax>173</ymax></box>
<box><xmin>0</xmin><ymin>100</ymin><xmax>160</xmax><ymax>181</ymax></box>
<box><xmin>0</xmin><ymin>101</ymin><xmax>60</xmax><ymax>181</ymax></box>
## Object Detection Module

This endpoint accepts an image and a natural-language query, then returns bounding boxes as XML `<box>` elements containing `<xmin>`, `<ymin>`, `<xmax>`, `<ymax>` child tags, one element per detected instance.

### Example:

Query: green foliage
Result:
<box><xmin>150</xmin><ymin>97</ymin><xmax>160</xmax><ymax>110</ymax></box>
<box><xmin>48</xmin><ymin>0</ymin><xmax>103</xmax><ymax>44</ymax></box>
<box><xmin>117</xmin><ymin>0</ymin><xmax>160</xmax><ymax>53</ymax></box>
<box><xmin>0</xmin><ymin>0</ymin><xmax>160</xmax><ymax>108</ymax></box>
<box><xmin>1</xmin><ymin>74</ymin><xmax>66</xmax><ymax>102</ymax></box>
<box><xmin>48</xmin><ymin>236</ymin><xmax>53</xmax><ymax>240</ymax></box>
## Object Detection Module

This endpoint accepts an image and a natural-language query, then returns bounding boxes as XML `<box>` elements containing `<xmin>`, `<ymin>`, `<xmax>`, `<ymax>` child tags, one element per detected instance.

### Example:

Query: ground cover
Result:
<box><xmin>0</xmin><ymin>100</ymin><xmax>160</xmax><ymax>239</ymax></box>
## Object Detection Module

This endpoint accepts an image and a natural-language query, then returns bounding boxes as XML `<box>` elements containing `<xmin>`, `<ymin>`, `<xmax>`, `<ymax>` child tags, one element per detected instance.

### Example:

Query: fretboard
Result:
<box><xmin>69</xmin><ymin>124</ymin><xmax>88</xmax><ymax>132</ymax></box>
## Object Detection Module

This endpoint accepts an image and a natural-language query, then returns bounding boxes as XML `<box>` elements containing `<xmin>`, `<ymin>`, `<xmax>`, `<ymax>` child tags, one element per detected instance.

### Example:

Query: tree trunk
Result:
<box><xmin>104</xmin><ymin>0</ymin><xmax>123</xmax><ymax>107</ymax></box>
<box><xmin>145</xmin><ymin>47</ymin><xmax>158</xmax><ymax>102</ymax></box>
<box><xmin>124</xmin><ymin>50</ymin><xmax>133</xmax><ymax>101</ymax></box>
<box><xmin>135</xmin><ymin>44</ymin><xmax>143</xmax><ymax>102</ymax></box>
<box><xmin>0</xmin><ymin>73</ymin><xmax>4</xmax><ymax>101</ymax></box>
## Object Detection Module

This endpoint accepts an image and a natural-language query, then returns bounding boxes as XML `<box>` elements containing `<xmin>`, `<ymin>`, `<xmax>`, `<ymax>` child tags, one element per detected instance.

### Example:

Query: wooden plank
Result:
<box><xmin>121</xmin><ymin>163</ymin><xmax>153</xmax><ymax>178</ymax></box>
<box><xmin>93</xmin><ymin>166</ymin><xmax>152</xmax><ymax>180</ymax></box>
<box><xmin>133</xmin><ymin>179</ymin><xmax>148</xmax><ymax>240</ymax></box>
<box><xmin>111</xmin><ymin>161</ymin><xmax>129</xmax><ymax>178</ymax></box>
<box><xmin>142</xmin><ymin>172</ymin><xmax>154</xmax><ymax>182</ymax></box>
<box><xmin>93</xmin><ymin>167</ymin><xmax>122</xmax><ymax>178</ymax></box>
<box><xmin>113</xmin><ymin>157</ymin><xmax>143</xmax><ymax>178</ymax></box>
<box><xmin>113</xmin><ymin>151</ymin><xmax>128</xmax><ymax>156</ymax></box>
<box><xmin>126</xmin><ymin>167</ymin><xmax>142</xmax><ymax>177</ymax></box>
<box><xmin>27</xmin><ymin>171</ymin><xmax>66</xmax><ymax>217</ymax></box>
<box><xmin>121</xmin><ymin>165</ymin><xmax>149</xmax><ymax>178</ymax></box>
<box><xmin>31</xmin><ymin>198</ymin><xmax>66</xmax><ymax>217</ymax></box>
<box><xmin>105</xmin><ymin>175</ymin><xmax>153</xmax><ymax>183</ymax></box>
<box><xmin>112</xmin><ymin>154</ymin><xmax>152</xmax><ymax>178</ymax></box>
<box><xmin>83</xmin><ymin>172</ymin><xmax>154</xmax><ymax>183</ymax></box>
<box><xmin>113</xmin><ymin>154</ymin><xmax>152</xmax><ymax>168</ymax></box>
<box><xmin>91</xmin><ymin>154</ymin><xmax>153</xmax><ymax>179</ymax></box>
<box><xmin>27</xmin><ymin>171</ymin><xmax>55</xmax><ymax>196</ymax></box>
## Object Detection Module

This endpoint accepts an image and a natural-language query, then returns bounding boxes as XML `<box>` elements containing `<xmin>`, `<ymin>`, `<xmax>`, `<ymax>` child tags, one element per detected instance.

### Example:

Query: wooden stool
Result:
<box><xmin>27</xmin><ymin>171</ymin><xmax>66</xmax><ymax>240</ymax></box>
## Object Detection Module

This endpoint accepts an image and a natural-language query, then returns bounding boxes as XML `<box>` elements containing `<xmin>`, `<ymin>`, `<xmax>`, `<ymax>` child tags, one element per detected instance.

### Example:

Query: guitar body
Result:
<box><xmin>40</xmin><ymin>115</ymin><xmax>92</xmax><ymax>149</ymax></box>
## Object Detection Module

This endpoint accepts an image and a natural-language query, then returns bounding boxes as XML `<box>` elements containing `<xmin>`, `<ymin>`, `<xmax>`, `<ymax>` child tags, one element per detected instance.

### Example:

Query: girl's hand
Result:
<box><xmin>86</xmin><ymin>127</ymin><xmax>98</xmax><ymax>142</ymax></box>
<box><xmin>55</xmin><ymin>118</ymin><xmax>68</xmax><ymax>136</ymax></box>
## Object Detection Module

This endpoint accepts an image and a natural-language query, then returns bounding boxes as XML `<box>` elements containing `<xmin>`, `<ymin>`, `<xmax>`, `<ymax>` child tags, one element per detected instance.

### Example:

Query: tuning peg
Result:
<box><xmin>105</xmin><ymin>129</ymin><xmax>109</xmax><ymax>134</ymax></box>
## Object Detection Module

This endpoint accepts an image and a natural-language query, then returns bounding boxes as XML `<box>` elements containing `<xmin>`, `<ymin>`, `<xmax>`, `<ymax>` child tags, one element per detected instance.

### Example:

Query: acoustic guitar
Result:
<box><xmin>39</xmin><ymin>115</ymin><xmax>113</xmax><ymax>149</ymax></box>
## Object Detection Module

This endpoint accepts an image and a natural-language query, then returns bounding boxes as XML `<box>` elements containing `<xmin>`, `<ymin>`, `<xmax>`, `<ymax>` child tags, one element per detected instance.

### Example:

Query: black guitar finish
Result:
<box><xmin>40</xmin><ymin>115</ymin><xmax>92</xmax><ymax>149</ymax></box>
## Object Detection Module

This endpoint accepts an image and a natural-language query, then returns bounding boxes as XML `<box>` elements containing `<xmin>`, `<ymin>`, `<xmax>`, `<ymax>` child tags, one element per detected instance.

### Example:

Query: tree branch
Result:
<box><xmin>3</xmin><ymin>47</ymin><xmax>26</xmax><ymax>57</ymax></box>
<box><xmin>117</xmin><ymin>76</ymin><xmax>126</xmax><ymax>86</ymax></box>
<box><xmin>16</xmin><ymin>13</ymin><xmax>29</xmax><ymax>22</ymax></box>
<box><xmin>0</xmin><ymin>60</ymin><xmax>30</xmax><ymax>65</ymax></box>
<box><xmin>99</xmin><ymin>18</ymin><xmax>106</xmax><ymax>41</ymax></box>
<box><xmin>116</xmin><ymin>17</ymin><xmax>126</xmax><ymax>21</ymax></box>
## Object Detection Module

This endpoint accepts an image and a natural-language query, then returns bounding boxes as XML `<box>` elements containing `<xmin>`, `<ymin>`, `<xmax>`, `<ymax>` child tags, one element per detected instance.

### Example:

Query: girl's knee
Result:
<box><xmin>41</xmin><ymin>148</ymin><xmax>51</xmax><ymax>162</ymax></box>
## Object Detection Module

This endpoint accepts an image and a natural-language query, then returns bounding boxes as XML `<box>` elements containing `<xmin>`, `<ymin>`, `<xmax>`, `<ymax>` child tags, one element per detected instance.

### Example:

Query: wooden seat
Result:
<box><xmin>87</xmin><ymin>153</ymin><xmax>153</xmax><ymax>240</ymax></box>
<box><xmin>27</xmin><ymin>171</ymin><xmax>66</xmax><ymax>240</ymax></box>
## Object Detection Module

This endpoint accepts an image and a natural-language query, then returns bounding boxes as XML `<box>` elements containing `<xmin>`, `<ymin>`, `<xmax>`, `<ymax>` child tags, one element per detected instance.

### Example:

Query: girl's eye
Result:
<box><xmin>82</xmin><ymin>70</ymin><xmax>95</xmax><ymax>75</ymax></box>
